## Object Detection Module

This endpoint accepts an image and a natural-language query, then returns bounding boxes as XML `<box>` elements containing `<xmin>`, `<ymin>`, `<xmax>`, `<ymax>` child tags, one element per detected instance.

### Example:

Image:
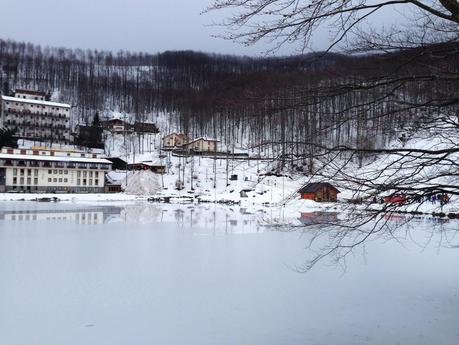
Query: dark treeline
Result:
<box><xmin>1</xmin><ymin>38</ymin><xmax>458</xmax><ymax>167</ymax></box>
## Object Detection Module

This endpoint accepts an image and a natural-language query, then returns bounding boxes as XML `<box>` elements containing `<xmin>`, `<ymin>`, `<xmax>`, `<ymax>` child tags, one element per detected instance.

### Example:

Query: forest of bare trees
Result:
<box><xmin>2</xmin><ymin>38</ymin><xmax>457</xmax><ymax>163</ymax></box>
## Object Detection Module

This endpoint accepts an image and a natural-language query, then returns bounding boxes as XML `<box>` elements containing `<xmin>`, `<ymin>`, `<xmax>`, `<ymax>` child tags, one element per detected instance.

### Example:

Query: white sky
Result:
<box><xmin>0</xmin><ymin>0</ymin><xmax>408</xmax><ymax>56</ymax></box>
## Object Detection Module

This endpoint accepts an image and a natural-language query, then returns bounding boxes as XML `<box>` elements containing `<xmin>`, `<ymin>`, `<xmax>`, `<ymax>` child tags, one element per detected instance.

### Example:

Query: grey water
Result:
<box><xmin>0</xmin><ymin>202</ymin><xmax>457</xmax><ymax>345</ymax></box>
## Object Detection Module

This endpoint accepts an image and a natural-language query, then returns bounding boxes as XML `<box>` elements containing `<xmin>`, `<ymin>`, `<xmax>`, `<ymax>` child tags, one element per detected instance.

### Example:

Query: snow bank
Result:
<box><xmin>122</xmin><ymin>171</ymin><xmax>161</xmax><ymax>195</ymax></box>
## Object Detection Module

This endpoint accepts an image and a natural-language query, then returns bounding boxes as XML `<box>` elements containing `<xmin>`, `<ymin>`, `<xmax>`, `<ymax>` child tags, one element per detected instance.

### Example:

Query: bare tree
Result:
<box><xmin>206</xmin><ymin>0</ymin><xmax>459</xmax><ymax>268</ymax></box>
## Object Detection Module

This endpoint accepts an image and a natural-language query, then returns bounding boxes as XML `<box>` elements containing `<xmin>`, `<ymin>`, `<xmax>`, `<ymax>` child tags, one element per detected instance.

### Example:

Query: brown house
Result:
<box><xmin>127</xmin><ymin>161</ymin><xmax>166</xmax><ymax>174</ymax></box>
<box><xmin>162</xmin><ymin>133</ymin><xmax>189</xmax><ymax>148</ymax></box>
<box><xmin>298</xmin><ymin>182</ymin><xmax>340</xmax><ymax>202</ymax></box>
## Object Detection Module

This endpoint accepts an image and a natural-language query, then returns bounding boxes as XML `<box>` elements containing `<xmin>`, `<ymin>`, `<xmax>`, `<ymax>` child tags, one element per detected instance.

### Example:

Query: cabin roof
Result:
<box><xmin>298</xmin><ymin>182</ymin><xmax>340</xmax><ymax>194</ymax></box>
<box><xmin>186</xmin><ymin>137</ymin><xmax>220</xmax><ymax>144</ymax></box>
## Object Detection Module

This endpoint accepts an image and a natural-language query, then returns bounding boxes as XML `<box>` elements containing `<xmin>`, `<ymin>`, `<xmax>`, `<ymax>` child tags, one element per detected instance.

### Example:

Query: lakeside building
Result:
<box><xmin>298</xmin><ymin>182</ymin><xmax>340</xmax><ymax>202</ymax></box>
<box><xmin>0</xmin><ymin>148</ymin><xmax>112</xmax><ymax>193</ymax></box>
<box><xmin>0</xmin><ymin>89</ymin><xmax>71</xmax><ymax>144</ymax></box>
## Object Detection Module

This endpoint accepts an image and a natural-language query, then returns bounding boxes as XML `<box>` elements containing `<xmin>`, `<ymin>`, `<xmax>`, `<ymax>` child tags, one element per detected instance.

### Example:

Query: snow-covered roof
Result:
<box><xmin>186</xmin><ymin>137</ymin><xmax>220</xmax><ymax>144</ymax></box>
<box><xmin>0</xmin><ymin>153</ymin><xmax>112</xmax><ymax>164</ymax></box>
<box><xmin>128</xmin><ymin>160</ymin><xmax>165</xmax><ymax>167</ymax></box>
<box><xmin>1</xmin><ymin>95</ymin><xmax>71</xmax><ymax>109</ymax></box>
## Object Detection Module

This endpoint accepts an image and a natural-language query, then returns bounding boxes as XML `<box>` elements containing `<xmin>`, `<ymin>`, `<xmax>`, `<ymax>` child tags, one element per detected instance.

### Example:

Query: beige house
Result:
<box><xmin>0</xmin><ymin>89</ymin><xmax>71</xmax><ymax>143</ymax></box>
<box><xmin>183</xmin><ymin>137</ymin><xmax>219</xmax><ymax>153</ymax></box>
<box><xmin>0</xmin><ymin>148</ymin><xmax>112</xmax><ymax>193</ymax></box>
<box><xmin>162</xmin><ymin>133</ymin><xmax>189</xmax><ymax>148</ymax></box>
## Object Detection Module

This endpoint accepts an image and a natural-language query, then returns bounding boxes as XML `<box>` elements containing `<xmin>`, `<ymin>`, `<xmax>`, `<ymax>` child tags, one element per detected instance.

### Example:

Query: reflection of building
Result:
<box><xmin>298</xmin><ymin>212</ymin><xmax>339</xmax><ymax>225</ymax></box>
<box><xmin>0</xmin><ymin>147</ymin><xmax>112</xmax><ymax>193</ymax></box>
<box><xmin>298</xmin><ymin>183</ymin><xmax>340</xmax><ymax>202</ymax></box>
<box><xmin>0</xmin><ymin>206</ymin><xmax>123</xmax><ymax>224</ymax></box>
<box><xmin>0</xmin><ymin>89</ymin><xmax>71</xmax><ymax>143</ymax></box>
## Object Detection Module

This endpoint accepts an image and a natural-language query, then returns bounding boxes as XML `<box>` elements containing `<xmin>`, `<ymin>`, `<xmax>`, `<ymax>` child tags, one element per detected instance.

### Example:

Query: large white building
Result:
<box><xmin>0</xmin><ymin>89</ymin><xmax>71</xmax><ymax>143</ymax></box>
<box><xmin>0</xmin><ymin>148</ymin><xmax>112</xmax><ymax>193</ymax></box>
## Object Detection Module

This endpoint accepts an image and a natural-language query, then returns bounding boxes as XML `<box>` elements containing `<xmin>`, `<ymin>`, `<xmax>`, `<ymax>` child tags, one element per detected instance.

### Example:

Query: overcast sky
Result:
<box><xmin>0</xmin><ymin>0</ymin><xmax>406</xmax><ymax>56</ymax></box>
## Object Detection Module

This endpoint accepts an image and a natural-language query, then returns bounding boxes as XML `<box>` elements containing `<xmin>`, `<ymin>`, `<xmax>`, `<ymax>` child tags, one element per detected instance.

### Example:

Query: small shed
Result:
<box><xmin>298</xmin><ymin>182</ymin><xmax>340</xmax><ymax>202</ymax></box>
<box><xmin>240</xmin><ymin>188</ymin><xmax>254</xmax><ymax>198</ymax></box>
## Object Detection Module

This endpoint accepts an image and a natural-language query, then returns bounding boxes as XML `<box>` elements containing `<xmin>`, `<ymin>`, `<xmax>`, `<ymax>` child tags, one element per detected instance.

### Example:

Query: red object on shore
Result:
<box><xmin>384</xmin><ymin>194</ymin><xmax>406</xmax><ymax>203</ymax></box>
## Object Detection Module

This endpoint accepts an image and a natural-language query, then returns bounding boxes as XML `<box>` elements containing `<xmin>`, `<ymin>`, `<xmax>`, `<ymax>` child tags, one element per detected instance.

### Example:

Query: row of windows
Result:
<box><xmin>47</xmin><ymin>178</ymin><xmax>69</xmax><ymax>183</ymax></box>
<box><xmin>77</xmin><ymin>179</ymin><xmax>99</xmax><ymax>186</ymax></box>
<box><xmin>77</xmin><ymin>171</ymin><xmax>99</xmax><ymax>178</ymax></box>
<box><xmin>12</xmin><ymin>168</ymin><xmax>100</xmax><ymax>178</ymax></box>
<box><xmin>13</xmin><ymin>168</ymin><xmax>38</xmax><ymax>177</ymax></box>
<box><xmin>12</xmin><ymin>177</ymin><xmax>39</xmax><ymax>185</ymax></box>
<box><xmin>48</xmin><ymin>169</ymin><xmax>69</xmax><ymax>175</ymax></box>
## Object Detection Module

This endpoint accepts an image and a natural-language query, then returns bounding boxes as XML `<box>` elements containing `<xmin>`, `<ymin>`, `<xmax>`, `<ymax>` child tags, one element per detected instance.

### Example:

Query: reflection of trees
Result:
<box><xmin>277</xmin><ymin>211</ymin><xmax>458</xmax><ymax>271</ymax></box>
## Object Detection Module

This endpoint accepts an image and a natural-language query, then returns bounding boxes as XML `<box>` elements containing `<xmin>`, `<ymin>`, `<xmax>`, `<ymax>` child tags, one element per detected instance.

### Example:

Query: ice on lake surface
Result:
<box><xmin>0</xmin><ymin>202</ymin><xmax>458</xmax><ymax>345</ymax></box>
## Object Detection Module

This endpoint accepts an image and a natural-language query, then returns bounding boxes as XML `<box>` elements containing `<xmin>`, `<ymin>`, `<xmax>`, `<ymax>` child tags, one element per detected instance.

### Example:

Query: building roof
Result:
<box><xmin>186</xmin><ymin>137</ymin><xmax>220</xmax><ymax>145</ymax></box>
<box><xmin>2</xmin><ymin>95</ymin><xmax>71</xmax><ymax>109</ymax></box>
<box><xmin>128</xmin><ymin>160</ymin><xmax>165</xmax><ymax>167</ymax></box>
<box><xmin>0</xmin><ymin>153</ymin><xmax>112</xmax><ymax>164</ymax></box>
<box><xmin>298</xmin><ymin>182</ymin><xmax>340</xmax><ymax>194</ymax></box>
<box><xmin>15</xmin><ymin>89</ymin><xmax>47</xmax><ymax>96</ymax></box>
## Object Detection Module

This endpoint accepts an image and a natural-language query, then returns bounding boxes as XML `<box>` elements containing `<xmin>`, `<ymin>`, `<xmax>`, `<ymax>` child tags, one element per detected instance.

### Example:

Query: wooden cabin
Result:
<box><xmin>298</xmin><ymin>182</ymin><xmax>340</xmax><ymax>202</ymax></box>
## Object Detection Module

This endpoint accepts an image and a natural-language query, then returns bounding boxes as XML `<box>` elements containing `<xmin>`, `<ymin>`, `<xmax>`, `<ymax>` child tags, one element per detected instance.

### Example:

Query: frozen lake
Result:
<box><xmin>0</xmin><ymin>202</ymin><xmax>458</xmax><ymax>345</ymax></box>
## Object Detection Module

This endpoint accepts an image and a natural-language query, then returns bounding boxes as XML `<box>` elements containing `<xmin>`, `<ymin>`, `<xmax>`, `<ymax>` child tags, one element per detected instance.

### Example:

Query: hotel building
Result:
<box><xmin>0</xmin><ymin>148</ymin><xmax>112</xmax><ymax>193</ymax></box>
<box><xmin>0</xmin><ymin>89</ymin><xmax>71</xmax><ymax>143</ymax></box>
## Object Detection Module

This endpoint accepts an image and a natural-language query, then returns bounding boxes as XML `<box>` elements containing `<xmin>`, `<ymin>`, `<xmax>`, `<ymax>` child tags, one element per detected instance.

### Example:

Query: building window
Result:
<box><xmin>48</xmin><ymin>178</ymin><xmax>52</xmax><ymax>182</ymax></box>
<box><xmin>59</xmin><ymin>178</ymin><xmax>62</xmax><ymax>182</ymax></box>
<box><xmin>53</xmin><ymin>178</ymin><xmax>57</xmax><ymax>182</ymax></box>
<box><xmin>95</xmin><ymin>172</ymin><xmax>99</xmax><ymax>178</ymax></box>
<box><xmin>20</xmin><ymin>169</ymin><xmax>24</xmax><ymax>176</ymax></box>
<box><xmin>89</xmin><ymin>171</ymin><xmax>93</xmax><ymax>178</ymax></box>
<box><xmin>34</xmin><ymin>178</ymin><xmax>38</xmax><ymax>185</ymax></box>
<box><xmin>13</xmin><ymin>168</ymin><xmax>17</xmax><ymax>176</ymax></box>
<box><xmin>13</xmin><ymin>177</ymin><xmax>17</xmax><ymax>184</ymax></box>
<box><xmin>83</xmin><ymin>171</ymin><xmax>87</xmax><ymax>178</ymax></box>
<box><xmin>48</xmin><ymin>169</ymin><xmax>52</xmax><ymax>174</ymax></box>
<box><xmin>95</xmin><ymin>179</ymin><xmax>99</xmax><ymax>185</ymax></box>
<box><xmin>77</xmin><ymin>171</ymin><xmax>81</xmax><ymax>177</ymax></box>
<box><xmin>34</xmin><ymin>170</ymin><xmax>38</xmax><ymax>176</ymax></box>
<box><xmin>20</xmin><ymin>177</ymin><xmax>24</xmax><ymax>184</ymax></box>
<box><xmin>64</xmin><ymin>170</ymin><xmax>68</xmax><ymax>174</ymax></box>
<box><xmin>27</xmin><ymin>178</ymin><xmax>31</xmax><ymax>185</ymax></box>
<box><xmin>64</xmin><ymin>178</ymin><xmax>68</xmax><ymax>183</ymax></box>
<box><xmin>77</xmin><ymin>179</ymin><xmax>80</xmax><ymax>185</ymax></box>
<box><xmin>89</xmin><ymin>179</ymin><xmax>92</xmax><ymax>186</ymax></box>
<box><xmin>27</xmin><ymin>169</ymin><xmax>32</xmax><ymax>176</ymax></box>
<box><xmin>83</xmin><ymin>179</ymin><xmax>87</xmax><ymax>186</ymax></box>
<box><xmin>54</xmin><ymin>170</ymin><xmax>57</xmax><ymax>174</ymax></box>
<box><xmin>59</xmin><ymin>170</ymin><xmax>63</xmax><ymax>174</ymax></box>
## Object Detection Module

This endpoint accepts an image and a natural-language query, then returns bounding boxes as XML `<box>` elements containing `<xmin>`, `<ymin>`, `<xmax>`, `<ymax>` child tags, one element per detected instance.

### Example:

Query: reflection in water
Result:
<box><xmin>0</xmin><ymin>203</ymin><xmax>269</xmax><ymax>234</ymax></box>
<box><xmin>0</xmin><ymin>202</ymin><xmax>458</xmax><ymax>345</ymax></box>
<box><xmin>0</xmin><ymin>207</ymin><xmax>122</xmax><ymax>225</ymax></box>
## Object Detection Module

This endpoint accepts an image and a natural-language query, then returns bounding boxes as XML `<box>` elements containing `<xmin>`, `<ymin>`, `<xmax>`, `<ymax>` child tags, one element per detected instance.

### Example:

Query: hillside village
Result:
<box><xmin>1</xmin><ymin>87</ymin><xmax>457</xmax><ymax>218</ymax></box>
<box><xmin>0</xmin><ymin>88</ymin><xmax>309</xmax><ymax>205</ymax></box>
